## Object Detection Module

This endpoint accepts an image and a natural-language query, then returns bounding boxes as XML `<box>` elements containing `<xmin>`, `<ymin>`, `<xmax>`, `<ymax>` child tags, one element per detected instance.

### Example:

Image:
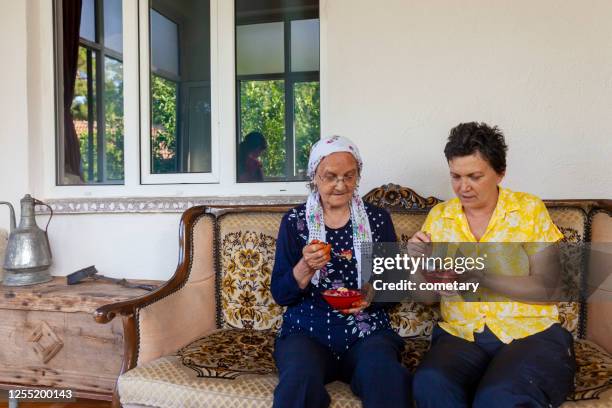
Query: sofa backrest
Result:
<box><xmin>138</xmin><ymin>212</ymin><xmax>217</xmax><ymax>365</ymax></box>
<box><xmin>586</xmin><ymin>209</ymin><xmax>612</xmax><ymax>353</ymax></box>
<box><xmin>215</xmin><ymin>209</ymin><xmax>287</xmax><ymax>331</ymax></box>
<box><xmin>546</xmin><ymin>206</ymin><xmax>588</xmax><ymax>337</ymax></box>
<box><xmin>208</xmin><ymin>185</ymin><xmax>607</xmax><ymax>340</ymax></box>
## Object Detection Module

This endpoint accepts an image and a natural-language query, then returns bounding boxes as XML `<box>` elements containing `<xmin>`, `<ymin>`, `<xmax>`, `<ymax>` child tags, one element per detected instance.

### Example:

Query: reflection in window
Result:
<box><xmin>291</xmin><ymin>19</ymin><xmax>319</xmax><ymax>73</ymax></box>
<box><xmin>236</xmin><ymin>22</ymin><xmax>284</xmax><ymax>76</ymax></box>
<box><xmin>103</xmin><ymin>0</ymin><xmax>123</xmax><ymax>54</ymax></box>
<box><xmin>151</xmin><ymin>75</ymin><xmax>178</xmax><ymax>173</ymax></box>
<box><xmin>294</xmin><ymin>81</ymin><xmax>320</xmax><ymax>176</ymax></box>
<box><xmin>149</xmin><ymin>1</ymin><xmax>211</xmax><ymax>174</ymax></box>
<box><xmin>239</xmin><ymin>80</ymin><xmax>286</xmax><ymax>178</ymax></box>
<box><xmin>57</xmin><ymin>0</ymin><xmax>124</xmax><ymax>185</ymax></box>
<box><xmin>235</xmin><ymin>0</ymin><xmax>320</xmax><ymax>182</ymax></box>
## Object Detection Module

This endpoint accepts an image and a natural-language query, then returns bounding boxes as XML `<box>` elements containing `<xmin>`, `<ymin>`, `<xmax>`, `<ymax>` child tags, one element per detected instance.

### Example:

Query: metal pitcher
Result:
<box><xmin>0</xmin><ymin>194</ymin><xmax>53</xmax><ymax>286</ymax></box>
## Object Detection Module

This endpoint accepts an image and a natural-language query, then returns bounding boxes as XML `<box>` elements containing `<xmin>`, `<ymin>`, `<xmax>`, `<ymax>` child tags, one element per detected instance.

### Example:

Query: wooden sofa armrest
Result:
<box><xmin>93</xmin><ymin>206</ymin><xmax>212</xmax><ymax>407</ymax></box>
<box><xmin>94</xmin><ymin>275</ymin><xmax>187</xmax><ymax>324</ymax></box>
<box><xmin>93</xmin><ymin>275</ymin><xmax>194</xmax><ymax>376</ymax></box>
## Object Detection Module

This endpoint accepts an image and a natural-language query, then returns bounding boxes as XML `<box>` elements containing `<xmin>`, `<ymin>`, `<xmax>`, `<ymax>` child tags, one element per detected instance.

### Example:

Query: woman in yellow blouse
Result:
<box><xmin>411</xmin><ymin>122</ymin><xmax>575</xmax><ymax>408</ymax></box>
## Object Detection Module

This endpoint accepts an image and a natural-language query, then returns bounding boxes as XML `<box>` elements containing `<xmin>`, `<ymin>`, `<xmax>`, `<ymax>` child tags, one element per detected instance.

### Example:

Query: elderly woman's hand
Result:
<box><xmin>293</xmin><ymin>242</ymin><xmax>332</xmax><ymax>289</ymax></box>
<box><xmin>339</xmin><ymin>282</ymin><xmax>374</xmax><ymax>314</ymax></box>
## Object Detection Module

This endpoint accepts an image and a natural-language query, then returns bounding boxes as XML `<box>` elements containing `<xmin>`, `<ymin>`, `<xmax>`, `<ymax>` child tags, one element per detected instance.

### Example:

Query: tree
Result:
<box><xmin>240</xmin><ymin>80</ymin><xmax>285</xmax><ymax>177</ymax></box>
<box><xmin>239</xmin><ymin>80</ymin><xmax>320</xmax><ymax>179</ymax></box>
<box><xmin>151</xmin><ymin>74</ymin><xmax>178</xmax><ymax>173</ymax></box>
<box><xmin>70</xmin><ymin>47</ymin><xmax>125</xmax><ymax>182</ymax></box>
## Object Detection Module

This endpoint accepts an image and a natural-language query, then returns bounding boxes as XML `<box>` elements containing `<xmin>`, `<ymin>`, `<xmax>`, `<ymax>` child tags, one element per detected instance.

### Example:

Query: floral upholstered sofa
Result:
<box><xmin>95</xmin><ymin>185</ymin><xmax>612</xmax><ymax>408</ymax></box>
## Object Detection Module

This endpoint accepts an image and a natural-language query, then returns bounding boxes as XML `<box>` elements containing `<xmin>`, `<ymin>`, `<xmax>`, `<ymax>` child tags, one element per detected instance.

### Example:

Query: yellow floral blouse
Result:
<box><xmin>422</xmin><ymin>187</ymin><xmax>563</xmax><ymax>343</ymax></box>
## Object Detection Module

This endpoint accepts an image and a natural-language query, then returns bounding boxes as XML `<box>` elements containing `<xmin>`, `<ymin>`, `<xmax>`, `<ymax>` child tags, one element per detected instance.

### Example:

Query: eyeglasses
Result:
<box><xmin>317</xmin><ymin>173</ymin><xmax>358</xmax><ymax>186</ymax></box>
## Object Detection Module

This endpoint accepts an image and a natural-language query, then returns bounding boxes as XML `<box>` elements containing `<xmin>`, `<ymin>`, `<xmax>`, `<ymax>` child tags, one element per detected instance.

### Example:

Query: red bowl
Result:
<box><xmin>423</xmin><ymin>269</ymin><xmax>460</xmax><ymax>284</ymax></box>
<box><xmin>322</xmin><ymin>289</ymin><xmax>363</xmax><ymax>310</ymax></box>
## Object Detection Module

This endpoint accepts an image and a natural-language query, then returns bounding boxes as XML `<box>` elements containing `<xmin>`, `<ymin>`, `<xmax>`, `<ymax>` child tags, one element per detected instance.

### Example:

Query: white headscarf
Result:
<box><xmin>306</xmin><ymin>135</ymin><xmax>372</xmax><ymax>287</ymax></box>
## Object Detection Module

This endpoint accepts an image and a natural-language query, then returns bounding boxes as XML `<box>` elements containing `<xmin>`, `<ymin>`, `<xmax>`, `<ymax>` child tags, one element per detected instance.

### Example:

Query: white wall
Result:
<box><xmin>0</xmin><ymin>0</ymin><xmax>30</xmax><ymax>228</ymax></box>
<box><xmin>47</xmin><ymin>213</ymin><xmax>181</xmax><ymax>280</ymax></box>
<box><xmin>321</xmin><ymin>0</ymin><xmax>612</xmax><ymax>199</ymax></box>
<box><xmin>0</xmin><ymin>0</ymin><xmax>610</xmax><ymax>280</ymax></box>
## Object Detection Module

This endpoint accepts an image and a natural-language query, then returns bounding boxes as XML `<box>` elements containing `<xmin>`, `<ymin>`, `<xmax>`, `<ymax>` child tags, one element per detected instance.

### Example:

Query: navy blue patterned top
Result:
<box><xmin>271</xmin><ymin>202</ymin><xmax>398</xmax><ymax>356</ymax></box>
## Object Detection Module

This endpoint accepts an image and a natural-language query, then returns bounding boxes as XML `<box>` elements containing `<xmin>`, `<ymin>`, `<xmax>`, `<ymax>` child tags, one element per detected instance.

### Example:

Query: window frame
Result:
<box><xmin>53</xmin><ymin>0</ymin><xmax>125</xmax><ymax>185</ymax></box>
<box><xmin>148</xmin><ymin>7</ymin><xmax>181</xmax><ymax>175</ymax></box>
<box><xmin>139</xmin><ymin>0</ymin><xmax>220</xmax><ymax>184</ymax></box>
<box><xmin>235</xmin><ymin>13</ymin><xmax>320</xmax><ymax>183</ymax></box>
<box><xmin>43</xmin><ymin>0</ymin><xmax>318</xmax><ymax>199</ymax></box>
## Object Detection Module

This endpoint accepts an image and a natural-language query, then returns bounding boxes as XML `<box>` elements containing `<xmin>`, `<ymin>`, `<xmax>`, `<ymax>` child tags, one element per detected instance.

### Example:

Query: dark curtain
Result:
<box><xmin>63</xmin><ymin>0</ymin><xmax>83</xmax><ymax>181</ymax></box>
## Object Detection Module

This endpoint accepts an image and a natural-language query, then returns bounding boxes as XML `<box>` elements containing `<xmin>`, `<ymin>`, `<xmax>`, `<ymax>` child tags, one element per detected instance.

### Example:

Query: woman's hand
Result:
<box><xmin>303</xmin><ymin>241</ymin><xmax>331</xmax><ymax>270</ymax></box>
<box><xmin>293</xmin><ymin>242</ymin><xmax>331</xmax><ymax>289</ymax></box>
<box><xmin>339</xmin><ymin>283</ymin><xmax>374</xmax><ymax>314</ymax></box>
<box><xmin>457</xmin><ymin>268</ymin><xmax>485</xmax><ymax>286</ymax></box>
<box><xmin>407</xmin><ymin>231</ymin><xmax>433</xmax><ymax>258</ymax></box>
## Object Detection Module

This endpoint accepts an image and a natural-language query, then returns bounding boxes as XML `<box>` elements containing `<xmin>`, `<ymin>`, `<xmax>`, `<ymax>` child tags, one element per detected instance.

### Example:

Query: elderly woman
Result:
<box><xmin>271</xmin><ymin>136</ymin><xmax>411</xmax><ymax>408</ymax></box>
<box><xmin>410</xmin><ymin>122</ymin><xmax>576</xmax><ymax>408</ymax></box>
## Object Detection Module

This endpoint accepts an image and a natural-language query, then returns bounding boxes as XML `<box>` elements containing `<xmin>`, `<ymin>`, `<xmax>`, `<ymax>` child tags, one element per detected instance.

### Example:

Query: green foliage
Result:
<box><xmin>240</xmin><ymin>80</ymin><xmax>286</xmax><ymax>177</ymax></box>
<box><xmin>239</xmin><ymin>80</ymin><xmax>320</xmax><ymax>179</ymax></box>
<box><xmin>294</xmin><ymin>82</ymin><xmax>320</xmax><ymax>177</ymax></box>
<box><xmin>72</xmin><ymin>47</ymin><xmax>96</xmax><ymax>181</ymax></box>
<box><xmin>104</xmin><ymin>57</ymin><xmax>124</xmax><ymax>181</ymax></box>
<box><xmin>68</xmin><ymin>51</ymin><xmax>320</xmax><ymax>182</ymax></box>
<box><xmin>70</xmin><ymin>47</ymin><xmax>125</xmax><ymax>182</ymax></box>
<box><xmin>151</xmin><ymin>74</ymin><xmax>178</xmax><ymax>173</ymax></box>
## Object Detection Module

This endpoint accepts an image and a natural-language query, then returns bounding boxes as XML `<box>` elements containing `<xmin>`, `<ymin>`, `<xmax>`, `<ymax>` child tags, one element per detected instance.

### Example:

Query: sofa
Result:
<box><xmin>95</xmin><ymin>184</ymin><xmax>612</xmax><ymax>408</ymax></box>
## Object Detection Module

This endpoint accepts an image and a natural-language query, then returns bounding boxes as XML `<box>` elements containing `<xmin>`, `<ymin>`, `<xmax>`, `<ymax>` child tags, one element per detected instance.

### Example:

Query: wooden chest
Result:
<box><xmin>0</xmin><ymin>277</ymin><xmax>158</xmax><ymax>400</ymax></box>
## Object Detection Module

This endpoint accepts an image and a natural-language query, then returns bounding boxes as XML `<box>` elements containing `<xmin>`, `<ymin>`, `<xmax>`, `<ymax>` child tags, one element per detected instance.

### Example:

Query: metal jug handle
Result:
<box><xmin>34</xmin><ymin>199</ymin><xmax>54</xmax><ymax>232</ymax></box>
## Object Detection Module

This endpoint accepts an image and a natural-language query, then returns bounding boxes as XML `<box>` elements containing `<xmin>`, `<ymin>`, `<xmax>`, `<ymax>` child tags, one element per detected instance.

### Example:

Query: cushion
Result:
<box><xmin>388</xmin><ymin>301</ymin><xmax>440</xmax><ymax>339</ymax></box>
<box><xmin>176</xmin><ymin>329</ymin><xmax>430</xmax><ymax>381</ymax></box>
<box><xmin>120</xmin><ymin>329</ymin><xmax>611</xmax><ymax>407</ymax></box>
<box><xmin>387</xmin><ymin>212</ymin><xmax>441</xmax><ymax>338</ymax></box>
<box><xmin>216</xmin><ymin>211</ymin><xmax>286</xmax><ymax>331</ymax></box>
<box><xmin>571</xmin><ymin>340</ymin><xmax>612</xmax><ymax>402</ymax></box>
<box><xmin>179</xmin><ymin>329</ymin><xmax>276</xmax><ymax>379</ymax></box>
<box><xmin>549</xmin><ymin>207</ymin><xmax>588</xmax><ymax>338</ymax></box>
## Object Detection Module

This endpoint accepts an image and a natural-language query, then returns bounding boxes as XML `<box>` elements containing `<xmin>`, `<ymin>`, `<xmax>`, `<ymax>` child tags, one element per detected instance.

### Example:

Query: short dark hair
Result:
<box><xmin>444</xmin><ymin>122</ymin><xmax>508</xmax><ymax>174</ymax></box>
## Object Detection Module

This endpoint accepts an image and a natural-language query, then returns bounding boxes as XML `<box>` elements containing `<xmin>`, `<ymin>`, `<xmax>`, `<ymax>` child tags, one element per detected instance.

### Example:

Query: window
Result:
<box><xmin>52</xmin><ymin>0</ymin><xmax>317</xmax><ymax>192</ymax></box>
<box><xmin>147</xmin><ymin>2</ymin><xmax>212</xmax><ymax>176</ymax></box>
<box><xmin>140</xmin><ymin>0</ymin><xmax>215</xmax><ymax>184</ymax></box>
<box><xmin>54</xmin><ymin>0</ymin><xmax>124</xmax><ymax>185</ymax></box>
<box><xmin>235</xmin><ymin>0</ymin><xmax>320</xmax><ymax>183</ymax></box>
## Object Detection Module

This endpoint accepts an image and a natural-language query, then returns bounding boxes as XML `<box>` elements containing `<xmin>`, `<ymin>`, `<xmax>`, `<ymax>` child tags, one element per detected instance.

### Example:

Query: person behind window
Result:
<box><xmin>270</xmin><ymin>136</ymin><xmax>412</xmax><ymax>408</ymax></box>
<box><xmin>410</xmin><ymin>122</ymin><xmax>576</xmax><ymax>408</ymax></box>
<box><xmin>237</xmin><ymin>131</ymin><xmax>267</xmax><ymax>182</ymax></box>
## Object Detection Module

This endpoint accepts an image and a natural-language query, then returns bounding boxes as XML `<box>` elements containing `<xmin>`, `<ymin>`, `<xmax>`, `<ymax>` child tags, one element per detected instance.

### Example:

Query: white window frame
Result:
<box><xmin>139</xmin><ymin>0</ymin><xmax>220</xmax><ymax>184</ymax></box>
<box><xmin>36</xmin><ymin>0</ymin><xmax>323</xmax><ymax>199</ymax></box>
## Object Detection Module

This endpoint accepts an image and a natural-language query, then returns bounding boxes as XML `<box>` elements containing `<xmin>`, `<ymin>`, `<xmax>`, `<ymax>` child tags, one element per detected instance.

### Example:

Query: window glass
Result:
<box><xmin>291</xmin><ymin>19</ymin><xmax>319</xmax><ymax>72</ymax></box>
<box><xmin>236</xmin><ymin>22</ymin><xmax>284</xmax><ymax>76</ymax></box>
<box><xmin>104</xmin><ymin>0</ymin><xmax>123</xmax><ymax>53</ymax></box>
<box><xmin>235</xmin><ymin>0</ymin><xmax>319</xmax><ymax>182</ymax></box>
<box><xmin>149</xmin><ymin>0</ymin><xmax>212</xmax><ymax>174</ymax></box>
<box><xmin>79</xmin><ymin>0</ymin><xmax>96</xmax><ymax>42</ymax></box>
<box><xmin>57</xmin><ymin>0</ymin><xmax>124</xmax><ymax>185</ymax></box>
<box><xmin>150</xmin><ymin>9</ymin><xmax>179</xmax><ymax>77</ymax></box>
